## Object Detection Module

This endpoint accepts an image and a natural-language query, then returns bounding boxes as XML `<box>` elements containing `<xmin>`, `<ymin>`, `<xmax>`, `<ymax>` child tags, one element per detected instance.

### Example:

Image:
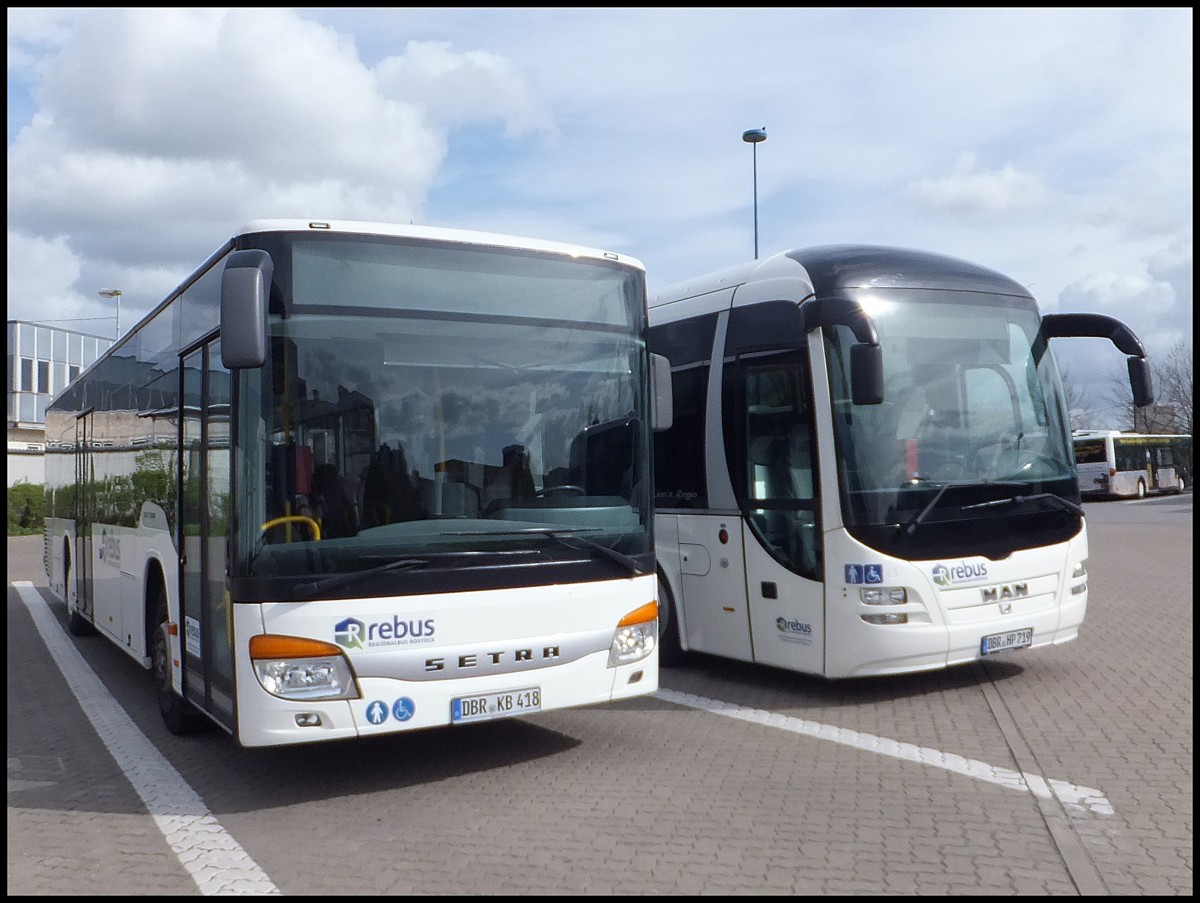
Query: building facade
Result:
<box><xmin>7</xmin><ymin>319</ymin><xmax>114</xmax><ymax>486</ymax></box>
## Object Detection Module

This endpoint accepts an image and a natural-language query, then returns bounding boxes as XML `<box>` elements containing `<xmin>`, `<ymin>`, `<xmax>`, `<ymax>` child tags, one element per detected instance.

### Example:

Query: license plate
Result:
<box><xmin>980</xmin><ymin>627</ymin><xmax>1033</xmax><ymax>655</ymax></box>
<box><xmin>451</xmin><ymin>687</ymin><xmax>541</xmax><ymax>724</ymax></box>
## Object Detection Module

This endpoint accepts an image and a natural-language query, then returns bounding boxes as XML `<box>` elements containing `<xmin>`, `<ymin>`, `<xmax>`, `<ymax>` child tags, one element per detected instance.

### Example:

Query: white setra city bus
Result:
<box><xmin>43</xmin><ymin>219</ymin><xmax>672</xmax><ymax>747</ymax></box>
<box><xmin>649</xmin><ymin>244</ymin><xmax>1153</xmax><ymax>678</ymax></box>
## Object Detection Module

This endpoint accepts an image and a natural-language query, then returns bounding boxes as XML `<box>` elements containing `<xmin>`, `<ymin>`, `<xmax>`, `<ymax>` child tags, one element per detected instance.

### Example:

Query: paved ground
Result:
<box><xmin>6</xmin><ymin>496</ymin><xmax>1193</xmax><ymax>894</ymax></box>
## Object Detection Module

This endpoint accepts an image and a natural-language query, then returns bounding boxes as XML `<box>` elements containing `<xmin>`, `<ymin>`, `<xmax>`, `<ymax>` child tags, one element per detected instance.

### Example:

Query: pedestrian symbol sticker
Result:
<box><xmin>846</xmin><ymin>564</ymin><xmax>883</xmax><ymax>584</ymax></box>
<box><xmin>393</xmin><ymin>698</ymin><xmax>415</xmax><ymax>722</ymax></box>
<box><xmin>366</xmin><ymin>700</ymin><xmax>389</xmax><ymax>725</ymax></box>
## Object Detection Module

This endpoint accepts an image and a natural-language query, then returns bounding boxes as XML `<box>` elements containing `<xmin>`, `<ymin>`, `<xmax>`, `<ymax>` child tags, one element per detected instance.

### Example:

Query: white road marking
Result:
<box><xmin>13</xmin><ymin>582</ymin><xmax>281</xmax><ymax>895</ymax></box>
<box><xmin>655</xmin><ymin>687</ymin><xmax>1114</xmax><ymax>816</ymax></box>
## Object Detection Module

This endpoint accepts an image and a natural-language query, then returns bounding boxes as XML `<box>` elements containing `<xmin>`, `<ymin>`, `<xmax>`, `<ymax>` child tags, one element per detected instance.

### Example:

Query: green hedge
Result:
<box><xmin>8</xmin><ymin>482</ymin><xmax>45</xmax><ymax>535</ymax></box>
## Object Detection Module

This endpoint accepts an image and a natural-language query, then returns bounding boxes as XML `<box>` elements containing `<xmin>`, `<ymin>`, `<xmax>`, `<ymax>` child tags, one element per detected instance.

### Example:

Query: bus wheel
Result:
<box><xmin>1136</xmin><ymin>479</ymin><xmax>1147</xmax><ymax>499</ymax></box>
<box><xmin>152</xmin><ymin>599</ymin><xmax>207</xmax><ymax>735</ymax></box>
<box><xmin>657</xmin><ymin>575</ymin><xmax>689</xmax><ymax>668</ymax></box>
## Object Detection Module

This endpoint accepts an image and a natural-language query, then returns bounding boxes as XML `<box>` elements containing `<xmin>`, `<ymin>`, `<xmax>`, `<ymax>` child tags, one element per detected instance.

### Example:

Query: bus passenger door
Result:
<box><xmin>74</xmin><ymin>410</ymin><xmax>95</xmax><ymax>621</ymax></box>
<box><xmin>676</xmin><ymin>514</ymin><xmax>754</xmax><ymax>662</ymax></box>
<box><xmin>179</xmin><ymin>340</ymin><xmax>236</xmax><ymax>731</ymax></box>
<box><xmin>736</xmin><ymin>353</ymin><xmax>824</xmax><ymax>675</ymax></box>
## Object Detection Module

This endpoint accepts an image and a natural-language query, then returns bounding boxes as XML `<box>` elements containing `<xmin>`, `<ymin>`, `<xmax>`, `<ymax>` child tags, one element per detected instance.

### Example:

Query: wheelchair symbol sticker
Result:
<box><xmin>845</xmin><ymin>564</ymin><xmax>883</xmax><ymax>584</ymax></box>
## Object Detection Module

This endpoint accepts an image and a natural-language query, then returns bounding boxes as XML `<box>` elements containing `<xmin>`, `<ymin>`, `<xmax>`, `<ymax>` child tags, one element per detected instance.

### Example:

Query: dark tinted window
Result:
<box><xmin>650</xmin><ymin>314</ymin><xmax>717</xmax><ymax>509</ymax></box>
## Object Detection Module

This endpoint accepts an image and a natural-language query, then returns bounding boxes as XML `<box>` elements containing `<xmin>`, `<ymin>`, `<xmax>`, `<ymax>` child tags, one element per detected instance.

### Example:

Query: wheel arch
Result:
<box><xmin>143</xmin><ymin>556</ymin><xmax>169</xmax><ymax>655</ymax></box>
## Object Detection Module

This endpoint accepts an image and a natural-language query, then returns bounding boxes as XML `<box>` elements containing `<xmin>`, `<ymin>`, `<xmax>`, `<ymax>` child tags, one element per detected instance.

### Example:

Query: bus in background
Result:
<box><xmin>43</xmin><ymin>219</ymin><xmax>671</xmax><ymax>747</ymax></box>
<box><xmin>649</xmin><ymin>244</ymin><xmax>1153</xmax><ymax>678</ymax></box>
<box><xmin>1072</xmin><ymin>430</ymin><xmax>1191</xmax><ymax>498</ymax></box>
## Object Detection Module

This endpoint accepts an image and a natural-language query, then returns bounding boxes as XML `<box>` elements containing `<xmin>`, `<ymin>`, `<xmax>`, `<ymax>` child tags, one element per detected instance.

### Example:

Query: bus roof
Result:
<box><xmin>235</xmin><ymin>219</ymin><xmax>645</xmax><ymax>272</ymax></box>
<box><xmin>651</xmin><ymin>244</ymin><xmax>1032</xmax><ymax>308</ymax></box>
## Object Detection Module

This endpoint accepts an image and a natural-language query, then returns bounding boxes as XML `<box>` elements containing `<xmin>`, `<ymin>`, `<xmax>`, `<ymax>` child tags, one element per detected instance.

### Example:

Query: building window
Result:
<box><xmin>37</xmin><ymin>359</ymin><xmax>50</xmax><ymax>394</ymax></box>
<box><xmin>21</xmin><ymin>358</ymin><xmax>33</xmax><ymax>392</ymax></box>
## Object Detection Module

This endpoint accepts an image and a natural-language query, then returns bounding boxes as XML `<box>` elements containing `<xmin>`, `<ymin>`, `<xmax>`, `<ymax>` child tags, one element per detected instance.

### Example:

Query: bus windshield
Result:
<box><xmin>232</xmin><ymin>235</ymin><xmax>650</xmax><ymax>594</ymax></box>
<box><xmin>825</xmin><ymin>288</ymin><xmax>1076</xmax><ymax>533</ymax></box>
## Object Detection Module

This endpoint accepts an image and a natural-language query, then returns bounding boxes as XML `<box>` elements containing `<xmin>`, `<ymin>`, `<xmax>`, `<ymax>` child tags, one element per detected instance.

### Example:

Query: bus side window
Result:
<box><xmin>788</xmin><ymin>423</ymin><xmax>813</xmax><ymax>499</ymax></box>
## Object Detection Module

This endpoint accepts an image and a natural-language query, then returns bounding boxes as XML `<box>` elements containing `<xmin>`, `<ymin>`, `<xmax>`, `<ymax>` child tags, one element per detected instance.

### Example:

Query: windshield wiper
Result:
<box><xmin>295</xmin><ymin>557</ymin><xmax>434</xmax><ymax>600</ymax></box>
<box><xmin>901</xmin><ymin>479</ymin><xmax>1033</xmax><ymax>536</ymax></box>
<box><xmin>902</xmin><ymin>483</ymin><xmax>950</xmax><ymax>536</ymax></box>
<box><xmin>960</xmin><ymin>491</ymin><xmax>1084</xmax><ymax>516</ymax></box>
<box><xmin>447</xmin><ymin>527</ymin><xmax>649</xmax><ymax>577</ymax></box>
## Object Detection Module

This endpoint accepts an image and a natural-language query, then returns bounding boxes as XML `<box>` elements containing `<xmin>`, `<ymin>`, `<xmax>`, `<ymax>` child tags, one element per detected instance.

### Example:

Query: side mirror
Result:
<box><xmin>803</xmin><ymin>297</ymin><xmax>884</xmax><ymax>405</ymax></box>
<box><xmin>220</xmin><ymin>250</ymin><xmax>272</xmax><ymax>369</ymax></box>
<box><xmin>851</xmin><ymin>343</ymin><xmax>884</xmax><ymax>406</ymax></box>
<box><xmin>1040</xmin><ymin>311</ymin><xmax>1155</xmax><ymax>408</ymax></box>
<box><xmin>1128</xmin><ymin>356</ymin><xmax>1154</xmax><ymax>408</ymax></box>
<box><xmin>650</xmin><ymin>352</ymin><xmax>674</xmax><ymax>431</ymax></box>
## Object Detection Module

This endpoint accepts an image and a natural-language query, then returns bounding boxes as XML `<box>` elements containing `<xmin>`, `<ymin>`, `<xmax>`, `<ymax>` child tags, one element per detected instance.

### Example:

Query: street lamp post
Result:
<box><xmin>742</xmin><ymin>127</ymin><xmax>767</xmax><ymax>259</ymax></box>
<box><xmin>98</xmin><ymin>289</ymin><xmax>122</xmax><ymax>339</ymax></box>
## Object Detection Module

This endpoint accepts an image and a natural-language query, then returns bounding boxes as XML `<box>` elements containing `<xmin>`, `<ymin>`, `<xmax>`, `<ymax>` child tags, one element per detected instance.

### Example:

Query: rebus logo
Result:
<box><xmin>776</xmin><ymin>617</ymin><xmax>812</xmax><ymax>634</ymax></box>
<box><xmin>931</xmin><ymin>561</ymin><xmax>988</xmax><ymax>588</ymax></box>
<box><xmin>334</xmin><ymin>616</ymin><xmax>435</xmax><ymax>650</ymax></box>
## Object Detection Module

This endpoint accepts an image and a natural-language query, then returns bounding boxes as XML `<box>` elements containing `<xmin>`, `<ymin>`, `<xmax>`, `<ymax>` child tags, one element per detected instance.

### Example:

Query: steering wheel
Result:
<box><xmin>261</xmin><ymin>515</ymin><xmax>321</xmax><ymax>542</ymax></box>
<box><xmin>537</xmin><ymin>485</ymin><xmax>586</xmax><ymax>497</ymax></box>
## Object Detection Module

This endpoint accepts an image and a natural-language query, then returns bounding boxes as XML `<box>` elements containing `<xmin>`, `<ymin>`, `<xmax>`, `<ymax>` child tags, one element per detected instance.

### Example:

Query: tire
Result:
<box><xmin>657</xmin><ymin>575</ymin><xmax>690</xmax><ymax>668</ymax></box>
<box><xmin>1176</xmin><ymin>476</ymin><xmax>1186</xmax><ymax>494</ymax></box>
<box><xmin>1136</xmin><ymin>479</ymin><xmax>1147</xmax><ymax>499</ymax></box>
<box><xmin>152</xmin><ymin>598</ymin><xmax>208</xmax><ymax>735</ymax></box>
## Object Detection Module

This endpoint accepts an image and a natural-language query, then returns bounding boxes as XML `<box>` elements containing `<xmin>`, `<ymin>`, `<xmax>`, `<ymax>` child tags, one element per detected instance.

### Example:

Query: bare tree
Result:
<box><xmin>1105</xmin><ymin>341</ymin><xmax>1193</xmax><ymax>434</ymax></box>
<box><xmin>1155</xmin><ymin>341</ymin><xmax>1193</xmax><ymax>435</ymax></box>
<box><xmin>1058</xmin><ymin>364</ymin><xmax>1100</xmax><ymax>430</ymax></box>
<box><xmin>1102</xmin><ymin>364</ymin><xmax>1137</xmax><ymax>430</ymax></box>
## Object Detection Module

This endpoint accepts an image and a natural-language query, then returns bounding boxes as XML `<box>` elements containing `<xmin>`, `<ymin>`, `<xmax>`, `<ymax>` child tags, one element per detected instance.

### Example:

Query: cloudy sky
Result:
<box><xmin>7</xmin><ymin>8</ymin><xmax>1193</xmax><ymax>420</ymax></box>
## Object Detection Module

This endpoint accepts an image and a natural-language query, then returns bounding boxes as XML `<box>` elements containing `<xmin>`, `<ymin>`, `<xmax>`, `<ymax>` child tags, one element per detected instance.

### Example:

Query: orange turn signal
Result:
<box><xmin>617</xmin><ymin>601</ymin><xmax>659</xmax><ymax>627</ymax></box>
<box><xmin>249</xmin><ymin>634</ymin><xmax>344</xmax><ymax>660</ymax></box>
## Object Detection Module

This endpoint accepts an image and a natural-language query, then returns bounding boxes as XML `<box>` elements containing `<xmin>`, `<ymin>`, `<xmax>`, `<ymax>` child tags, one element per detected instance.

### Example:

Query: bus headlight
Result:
<box><xmin>860</xmin><ymin>587</ymin><xmax>907</xmax><ymax>605</ymax></box>
<box><xmin>249</xmin><ymin>635</ymin><xmax>360</xmax><ymax>701</ymax></box>
<box><xmin>1070</xmin><ymin>560</ymin><xmax>1087</xmax><ymax>595</ymax></box>
<box><xmin>608</xmin><ymin>601</ymin><xmax>658</xmax><ymax>667</ymax></box>
<box><xmin>860</xmin><ymin>587</ymin><xmax>908</xmax><ymax>624</ymax></box>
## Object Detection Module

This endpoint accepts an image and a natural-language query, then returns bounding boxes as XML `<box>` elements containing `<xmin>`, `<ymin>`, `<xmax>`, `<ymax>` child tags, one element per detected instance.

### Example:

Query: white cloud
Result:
<box><xmin>374</xmin><ymin>40</ymin><xmax>551</xmax><ymax>138</ymax></box>
<box><xmin>1059</xmin><ymin>270</ymin><xmax>1172</xmax><ymax>314</ymax></box>
<box><xmin>7</xmin><ymin>8</ymin><xmax>555</xmax><ymax>320</ymax></box>
<box><xmin>907</xmin><ymin>153</ymin><xmax>1049</xmax><ymax>217</ymax></box>
<box><xmin>5</xmin><ymin>5</ymin><xmax>1192</xmax><ymax>397</ymax></box>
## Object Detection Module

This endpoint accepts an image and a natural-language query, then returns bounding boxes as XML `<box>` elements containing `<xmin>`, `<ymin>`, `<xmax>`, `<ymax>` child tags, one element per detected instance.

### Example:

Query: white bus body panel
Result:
<box><xmin>743</xmin><ymin>523</ymin><xmax>825</xmax><ymax>674</ymax></box>
<box><xmin>232</xmin><ymin>574</ymin><xmax>658</xmax><ymax>748</ymax></box>
<box><xmin>822</xmin><ymin>528</ymin><xmax>1088</xmax><ymax>678</ymax></box>
<box><xmin>45</xmin><ymin>512</ymin><xmax>179</xmax><ymax>669</ymax></box>
<box><xmin>674</xmin><ymin>513</ymin><xmax>753</xmax><ymax>662</ymax></box>
<box><xmin>1075</xmin><ymin>460</ymin><xmax>1111</xmax><ymax>496</ymax></box>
